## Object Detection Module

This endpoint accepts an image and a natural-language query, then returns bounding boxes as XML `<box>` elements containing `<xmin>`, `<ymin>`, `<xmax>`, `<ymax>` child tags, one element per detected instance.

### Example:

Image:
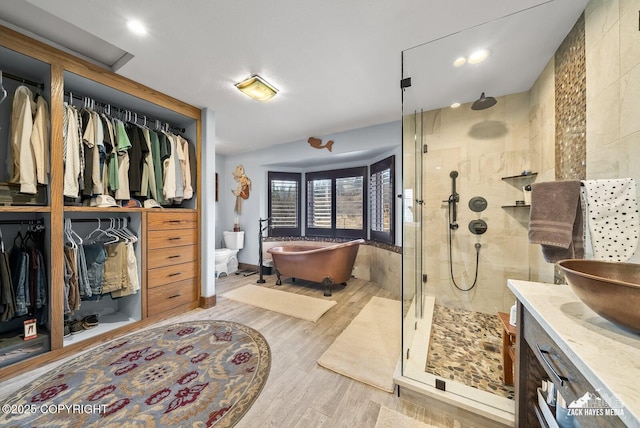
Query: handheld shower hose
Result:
<box><xmin>446</xmin><ymin>171</ymin><xmax>481</xmax><ymax>291</ymax></box>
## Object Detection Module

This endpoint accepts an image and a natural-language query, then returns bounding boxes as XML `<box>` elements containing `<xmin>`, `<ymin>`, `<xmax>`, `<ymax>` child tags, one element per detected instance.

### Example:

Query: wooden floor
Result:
<box><xmin>0</xmin><ymin>273</ymin><xmax>499</xmax><ymax>427</ymax></box>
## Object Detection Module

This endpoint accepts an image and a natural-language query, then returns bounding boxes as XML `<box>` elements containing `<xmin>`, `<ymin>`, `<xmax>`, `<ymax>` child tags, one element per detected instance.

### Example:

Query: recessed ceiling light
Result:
<box><xmin>235</xmin><ymin>75</ymin><xmax>278</xmax><ymax>101</ymax></box>
<box><xmin>453</xmin><ymin>57</ymin><xmax>467</xmax><ymax>67</ymax></box>
<box><xmin>127</xmin><ymin>19</ymin><xmax>147</xmax><ymax>36</ymax></box>
<box><xmin>468</xmin><ymin>49</ymin><xmax>490</xmax><ymax>64</ymax></box>
<box><xmin>450</xmin><ymin>102</ymin><xmax>461</xmax><ymax>108</ymax></box>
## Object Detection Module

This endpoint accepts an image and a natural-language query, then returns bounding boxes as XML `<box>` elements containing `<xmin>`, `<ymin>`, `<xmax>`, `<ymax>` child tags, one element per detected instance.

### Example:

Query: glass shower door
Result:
<box><xmin>401</xmin><ymin>56</ymin><xmax>427</xmax><ymax>378</ymax></box>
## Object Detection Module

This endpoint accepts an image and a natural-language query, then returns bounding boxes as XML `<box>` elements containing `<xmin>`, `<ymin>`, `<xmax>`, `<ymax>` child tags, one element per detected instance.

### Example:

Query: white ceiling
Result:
<box><xmin>0</xmin><ymin>0</ymin><xmax>588</xmax><ymax>155</ymax></box>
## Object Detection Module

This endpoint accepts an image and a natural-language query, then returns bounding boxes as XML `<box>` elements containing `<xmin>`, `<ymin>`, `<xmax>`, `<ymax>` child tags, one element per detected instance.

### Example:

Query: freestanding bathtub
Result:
<box><xmin>267</xmin><ymin>239</ymin><xmax>365</xmax><ymax>296</ymax></box>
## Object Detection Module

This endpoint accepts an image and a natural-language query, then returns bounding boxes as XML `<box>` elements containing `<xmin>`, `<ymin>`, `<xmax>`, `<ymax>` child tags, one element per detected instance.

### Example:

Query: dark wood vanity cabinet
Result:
<box><xmin>515</xmin><ymin>304</ymin><xmax>626</xmax><ymax>428</ymax></box>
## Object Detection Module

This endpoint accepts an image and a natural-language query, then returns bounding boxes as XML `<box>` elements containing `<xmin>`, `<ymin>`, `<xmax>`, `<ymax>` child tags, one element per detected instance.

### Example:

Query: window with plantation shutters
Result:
<box><xmin>307</xmin><ymin>178</ymin><xmax>332</xmax><ymax>228</ymax></box>
<box><xmin>306</xmin><ymin>167</ymin><xmax>367</xmax><ymax>238</ymax></box>
<box><xmin>268</xmin><ymin>172</ymin><xmax>301</xmax><ymax>236</ymax></box>
<box><xmin>336</xmin><ymin>176</ymin><xmax>364</xmax><ymax>230</ymax></box>
<box><xmin>369</xmin><ymin>156</ymin><xmax>395</xmax><ymax>244</ymax></box>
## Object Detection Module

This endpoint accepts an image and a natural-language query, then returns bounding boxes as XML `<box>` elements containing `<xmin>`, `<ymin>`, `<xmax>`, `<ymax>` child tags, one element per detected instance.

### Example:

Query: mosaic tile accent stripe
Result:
<box><xmin>425</xmin><ymin>305</ymin><xmax>515</xmax><ymax>400</ymax></box>
<box><xmin>553</xmin><ymin>13</ymin><xmax>586</xmax><ymax>284</ymax></box>
<box><xmin>263</xmin><ymin>236</ymin><xmax>402</xmax><ymax>254</ymax></box>
<box><xmin>555</xmin><ymin>12</ymin><xmax>586</xmax><ymax>182</ymax></box>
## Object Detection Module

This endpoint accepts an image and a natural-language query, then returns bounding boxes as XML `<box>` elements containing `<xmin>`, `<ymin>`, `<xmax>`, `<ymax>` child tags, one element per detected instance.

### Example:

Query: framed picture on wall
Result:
<box><xmin>215</xmin><ymin>173</ymin><xmax>219</xmax><ymax>201</ymax></box>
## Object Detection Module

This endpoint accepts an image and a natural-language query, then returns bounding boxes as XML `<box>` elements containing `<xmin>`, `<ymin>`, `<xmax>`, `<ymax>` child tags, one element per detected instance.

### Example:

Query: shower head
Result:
<box><xmin>471</xmin><ymin>92</ymin><xmax>497</xmax><ymax>110</ymax></box>
<box><xmin>450</xmin><ymin>171</ymin><xmax>458</xmax><ymax>179</ymax></box>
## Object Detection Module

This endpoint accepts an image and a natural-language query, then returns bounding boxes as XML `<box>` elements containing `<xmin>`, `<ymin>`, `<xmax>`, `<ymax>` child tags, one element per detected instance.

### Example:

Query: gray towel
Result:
<box><xmin>528</xmin><ymin>181</ymin><xmax>584</xmax><ymax>263</ymax></box>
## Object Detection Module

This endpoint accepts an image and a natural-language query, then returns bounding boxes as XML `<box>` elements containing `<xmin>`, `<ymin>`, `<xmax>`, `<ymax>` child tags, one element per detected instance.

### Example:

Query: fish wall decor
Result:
<box><xmin>307</xmin><ymin>137</ymin><xmax>334</xmax><ymax>152</ymax></box>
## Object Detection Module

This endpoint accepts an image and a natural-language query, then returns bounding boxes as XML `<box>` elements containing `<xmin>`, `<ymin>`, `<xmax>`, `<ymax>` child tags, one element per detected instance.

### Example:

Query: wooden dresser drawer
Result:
<box><xmin>148</xmin><ymin>245</ymin><xmax>197</xmax><ymax>269</ymax></box>
<box><xmin>148</xmin><ymin>211</ymin><xmax>197</xmax><ymax>230</ymax></box>
<box><xmin>148</xmin><ymin>261</ymin><xmax>197</xmax><ymax>288</ymax></box>
<box><xmin>148</xmin><ymin>228</ymin><xmax>197</xmax><ymax>249</ymax></box>
<box><xmin>147</xmin><ymin>279</ymin><xmax>197</xmax><ymax>317</ymax></box>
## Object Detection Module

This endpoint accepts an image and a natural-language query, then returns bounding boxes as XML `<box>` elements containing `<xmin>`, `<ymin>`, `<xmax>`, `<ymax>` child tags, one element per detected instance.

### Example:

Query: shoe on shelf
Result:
<box><xmin>63</xmin><ymin>321</ymin><xmax>71</xmax><ymax>337</ymax></box>
<box><xmin>70</xmin><ymin>320</ymin><xmax>84</xmax><ymax>334</ymax></box>
<box><xmin>82</xmin><ymin>314</ymin><xmax>99</xmax><ymax>327</ymax></box>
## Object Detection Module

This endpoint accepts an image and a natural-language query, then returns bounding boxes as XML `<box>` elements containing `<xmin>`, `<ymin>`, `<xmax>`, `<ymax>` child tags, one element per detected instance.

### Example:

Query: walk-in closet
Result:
<box><xmin>0</xmin><ymin>24</ymin><xmax>201</xmax><ymax>379</ymax></box>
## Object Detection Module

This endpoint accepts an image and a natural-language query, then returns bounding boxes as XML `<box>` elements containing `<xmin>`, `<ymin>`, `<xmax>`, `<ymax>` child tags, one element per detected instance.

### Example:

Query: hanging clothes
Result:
<box><xmin>178</xmin><ymin>135</ymin><xmax>193</xmax><ymax>201</ymax></box>
<box><xmin>0</xmin><ymin>229</ymin><xmax>17</xmax><ymax>322</ymax></box>
<box><xmin>100</xmin><ymin>114</ymin><xmax>118</xmax><ymax>195</ymax></box>
<box><xmin>126</xmin><ymin>124</ymin><xmax>144</xmax><ymax>194</ymax></box>
<box><xmin>31</xmin><ymin>95</ymin><xmax>50</xmax><ymax>186</ymax></box>
<box><xmin>101</xmin><ymin>242</ymin><xmax>130</xmax><ymax>294</ymax></box>
<box><xmin>6</xmin><ymin>227</ymin><xmax>47</xmax><ymax>322</ymax></box>
<box><xmin>110</xmin><ymin>242</ymin><xmax>139</xmax><ymax>298</ymax></box>
<box><xmin>149</xmin><ymin>130</ymin><xmax>164</xmax><ymax>203</ymax></box>
<box><xmin>141</xmin><ymin>127</ymin><xmax>157</xmax><ymax>200</ymax></box>
<box><xmin>63</xmin><ymin>104</ymin><xmax>81</xmax><ymax>198</ymax></box>
<box><xmin>172</xmin><ymin>134</ymin><xmax>185</xmax><ymax>204</ymax></box>
<box><xmin>63</xmin><ymin>245</ymin><xmax>80</xmax><ymax>314</ymax></box>
<box><xmin>114</xmin><ymin>119</ymin><xmax>132</xmax><ymax>200</ymax></box>
<box><xmin>9</xmin><ymin>240</ymin><xmax>30</xmax><ymax>317</ymax></box>
<box><xmin>83</xmin><ymin>243</ymin><xmax>107</xmax><ymax>299</ymax></box>
<box><xmin>162</xmin><ymin>132</ymin><xmax>178</xmax><ymax>204</ymax></box>
<box><xmin>9</xmin><ymin>86</ymin><xmax>37</xmax><ymax>194</ymax></box>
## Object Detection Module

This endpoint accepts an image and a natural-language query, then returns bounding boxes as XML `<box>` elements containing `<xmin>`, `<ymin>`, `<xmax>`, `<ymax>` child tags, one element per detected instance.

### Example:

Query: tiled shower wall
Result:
<box><xmin>418</xmin><ymin>92</ymin><xmax>533</xmax><ymax>314</ymax></box>
<box><xmin>584</xmin><ymin>0</ymin><xmax>640</xmax><ymax>264</ymax></box>
<box><xmin>409</xmin><ymin>0</ymin><xmax>640</xmax><ymax>313</ymax></box>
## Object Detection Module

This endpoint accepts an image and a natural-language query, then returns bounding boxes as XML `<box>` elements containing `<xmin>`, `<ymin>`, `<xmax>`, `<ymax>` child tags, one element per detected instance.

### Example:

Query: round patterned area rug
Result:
<box><xmin>0</xmin><ymin>320</ymin><xmax>270</xmax><ymax>427</ymax></box>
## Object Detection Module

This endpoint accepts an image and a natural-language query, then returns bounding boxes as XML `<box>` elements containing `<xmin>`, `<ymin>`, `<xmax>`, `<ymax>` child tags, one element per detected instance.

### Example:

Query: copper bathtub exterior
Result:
<box><xmin>267</xmin><ymin>239</ymin><xmax>365</xmax><ymax>296</ymax></box>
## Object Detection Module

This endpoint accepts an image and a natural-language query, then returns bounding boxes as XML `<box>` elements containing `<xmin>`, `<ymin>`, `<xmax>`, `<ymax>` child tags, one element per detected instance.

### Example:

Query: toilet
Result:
<box><xmin>215</xmin><ymin>231</ymin><xmax>245</xmax><ymax>277</ymax></box>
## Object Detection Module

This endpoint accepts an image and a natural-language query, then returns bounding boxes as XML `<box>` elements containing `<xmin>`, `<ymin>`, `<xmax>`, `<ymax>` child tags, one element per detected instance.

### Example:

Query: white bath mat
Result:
<box><xmin>317</xmin><ymin>296</ymin><xmax>401</xmax><ymax>392</ymax></box>
<box><xmin>221</xmin><ymin>284</ymin><xmax>336</xmax><ymax>322</ymax></box>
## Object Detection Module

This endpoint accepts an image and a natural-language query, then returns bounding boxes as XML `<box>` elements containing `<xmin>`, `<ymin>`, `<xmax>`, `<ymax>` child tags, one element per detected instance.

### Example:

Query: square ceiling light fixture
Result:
<box><xmin>235</xmin><ymin>75</ymin><xmax>278</xmax><ymax>101</ymax></box>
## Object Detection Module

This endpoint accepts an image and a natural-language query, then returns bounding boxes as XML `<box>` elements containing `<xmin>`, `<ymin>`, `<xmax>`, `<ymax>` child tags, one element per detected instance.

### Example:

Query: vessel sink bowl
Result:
<box><xmin>557</xmin><ymin>259</ymin><xmax>640</xmax><ymax>334</ymax></box>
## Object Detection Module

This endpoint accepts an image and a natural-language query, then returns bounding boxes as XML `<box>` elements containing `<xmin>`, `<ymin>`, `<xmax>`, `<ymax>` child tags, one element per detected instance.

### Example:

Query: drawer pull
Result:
<box><xmin>536</xmin><ymin>344</ymin><xmax>569</xmax><ymax>386</ymax></box>
<box><xmin>167</xmin><ymin>255</ymin><xmax>180</xmax><ymax>259</ymax></box>
<box><xmin>168</xmin><ymin>220</ymin><xmax>183</xmax><ymax>223</ymax></box>
<box><xmin>168</xmin><ymin>294</ymin><xmax>181</xmax><ymax>299</ymax></box>
<box><xmin>169</xmin><ymin>237</ymin><xmax>182</xmax><ymax>241</ymax></box>
<box><xmin>169</xmin><ymin>272</ymin><xmax>182</xmax><ymax>277</ymax></box>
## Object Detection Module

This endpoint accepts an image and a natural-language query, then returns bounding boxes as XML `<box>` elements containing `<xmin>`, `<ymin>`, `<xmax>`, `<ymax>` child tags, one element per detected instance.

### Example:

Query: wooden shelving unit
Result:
<box><xmin>0</xmin><ymin>24</ymin><xmax>202</xmax><ymax>382</ymax></box>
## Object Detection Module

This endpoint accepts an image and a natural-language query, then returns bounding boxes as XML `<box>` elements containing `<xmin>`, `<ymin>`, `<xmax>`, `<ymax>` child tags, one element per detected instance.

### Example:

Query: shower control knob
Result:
<box><xmin>468</xmin><ymin>219</ymin><xmax>488</xmax><ymax>235</ymax></box>
<box><xmin>416</xmin><ymin>199</ymin><xmax>424</xmax><ymax>205</ymax></box>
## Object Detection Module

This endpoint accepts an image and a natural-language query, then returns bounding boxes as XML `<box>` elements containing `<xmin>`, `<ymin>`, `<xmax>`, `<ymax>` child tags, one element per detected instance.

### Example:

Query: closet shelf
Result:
<box><xmin>64</xmin><ymin>206</ymin><xmax>144</xmax><ymax>213</ymax></box>
<box><xmin>0</xmin><ymin>206</ymin><xmax>51</xmax><ymax>213</ymax></box>
<box><xmin>63</xmin><ymin>207</ymin><xmax>198</xmax><ymax>213</ymax></box>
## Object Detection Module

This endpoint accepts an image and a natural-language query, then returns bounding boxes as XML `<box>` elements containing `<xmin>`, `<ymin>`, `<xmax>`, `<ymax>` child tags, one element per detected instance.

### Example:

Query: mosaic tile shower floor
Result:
<box><xmin>425</xmin><ymin>304</ymin><xmax>515</xmax><ymax>400</ymax></box>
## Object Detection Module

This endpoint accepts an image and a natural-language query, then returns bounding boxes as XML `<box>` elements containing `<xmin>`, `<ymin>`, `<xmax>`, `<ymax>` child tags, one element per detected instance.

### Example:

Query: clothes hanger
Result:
<box><xmin>84</xmin><ymin>217</ymin><xmax>104</xmax><ymax>243</ymax></box>
<box><xmin>119</xmin><ymin>218</ymin><xmax>138</xmax><ymax>243</ymax></box>
<box><xmin>65</xmin><ymin>219</ymin><xmax>84</xmax><ymax>248</ymax></box>
<box><xmin>64</xmin><ymin>219</ymin><xmax>77</xmax><ymax>249</ymax></box>
<box><xmin>0</xmin><ymin>71</ymin><xmax>8</xmax><ymax>106</ymax></box>
<box><xmin>102</xmin><ymin>218</ymin><xmax>121</xmax><ymax>244</ymax></box>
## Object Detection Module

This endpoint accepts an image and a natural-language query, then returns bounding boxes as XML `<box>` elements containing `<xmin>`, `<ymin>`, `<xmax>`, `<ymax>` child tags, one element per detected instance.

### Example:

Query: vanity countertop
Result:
<box><xmin>508</xmin><ymin>279</ymin><xmax>640</xmax><ymax>426</ymax></box>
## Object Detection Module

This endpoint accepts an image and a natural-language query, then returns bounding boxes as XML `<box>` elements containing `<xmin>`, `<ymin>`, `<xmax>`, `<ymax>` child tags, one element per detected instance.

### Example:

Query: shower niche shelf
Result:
<box><xmin>501</xmin><ymin>172</ymin><xmax>538</xmax><ymax>181</ymax></box>
<box><xmin>502</xmin><ymin>172</ymin><xmax>537</xmax><ymax>209</ymax></box>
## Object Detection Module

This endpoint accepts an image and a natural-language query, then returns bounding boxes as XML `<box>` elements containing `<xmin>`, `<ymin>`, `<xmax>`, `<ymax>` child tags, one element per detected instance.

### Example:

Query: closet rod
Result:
<box><xmin>0</xmin><ymin>219</ymin><xmax>45</xmax><ymax>225</ymax></box>
<box><xmin>63</xmin><ymin>91</ymin><xmax>186</xmax><ymax>134</ymax></box>
<box><xmin>2</xmin><ymin>71</ymin><xmax>45</xmax><ymax>90</ymax></box>
<box><xmin>69</xmin><ymin>216</ymin><xmax>131</xmax><ymax>223</ymax></box>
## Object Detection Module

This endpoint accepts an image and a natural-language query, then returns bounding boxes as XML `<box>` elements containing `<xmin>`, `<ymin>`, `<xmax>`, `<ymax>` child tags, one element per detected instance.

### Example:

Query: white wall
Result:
<box><xmin>201</xmin><ymin>108</ymin><xmax>216</xmax><ymax>297</ymax></box>
<box><xmin>215</xmin><ymin>153</ymin><xmax>226</xmax><ymax>248</ymax></box>
<box><xmin>216</xmin><ymin>120</ymin><xmax>402</xmax><ymax>265</ymax></box>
